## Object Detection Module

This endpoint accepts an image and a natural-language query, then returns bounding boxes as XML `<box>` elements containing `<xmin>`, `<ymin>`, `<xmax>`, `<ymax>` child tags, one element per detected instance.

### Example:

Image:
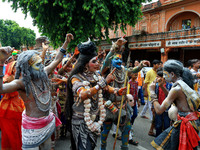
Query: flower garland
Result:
<box><xmin>82</xmin><ymin>80</ymin><xmax>106</xmax><ymax>134</ymax></box>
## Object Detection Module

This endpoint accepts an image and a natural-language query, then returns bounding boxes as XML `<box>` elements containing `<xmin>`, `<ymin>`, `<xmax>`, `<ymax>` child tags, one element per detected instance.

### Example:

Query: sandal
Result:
<box><xmin>148</xmin><ymin>131</ymin><xmax>156</xmax><ymax>137</ymax></box>
<box><xmin>129</xmin><ymin>139</ymin><xmax>139</xmax><ymax>145</ymax></box>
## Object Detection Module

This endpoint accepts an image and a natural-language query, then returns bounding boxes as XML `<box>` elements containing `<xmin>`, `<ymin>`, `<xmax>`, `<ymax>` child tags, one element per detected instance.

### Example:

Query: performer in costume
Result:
<box><xmin>100</xmin><ymin>37</ymin><xmax>150</xmax><ymax>150</ymax></box>
<box><xmin>65</xmin><ymin>39</ymin><xmax>127</xmax><ymax>150</ymax></box>
<box><xmin>150</xmin><ymin>59</ymin><xmax>200</xmax><ymax>150</ymax></box>
<box><xmin>0</xmin><ymin>33</ymin><xmax>72</xmax><ymax>149</ymax></box>
<box><xmin>0</xmin><ymin>61</ymin><xmax>25</xmax><ymax>150</ymax></box>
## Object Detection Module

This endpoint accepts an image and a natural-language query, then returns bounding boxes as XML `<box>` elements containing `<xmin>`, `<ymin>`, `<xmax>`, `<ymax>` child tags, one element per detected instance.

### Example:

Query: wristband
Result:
<box><xmin>97</xmin><ymin>77</ymin><xmax>107</xmax><ymax>89</ymax></box>
<box><xmin>60</xmin><ymin>48</ymin><xmax>67</xmax><ymax>54</ymax></box>
<box><xmin>95</xmin><ymin>85</ymin><xmax>100</xmax><ymax>90</ymax></box>
<box><xmin>151</xmin><ymin>99</ymin><xmax>158</xmax><ymax>104</ymax></box>
<box><xmin>150</xmin><ymin>93</ymin><xmax>158</xmax><ymax>100</ymax></box>
<box><xmin>0</xmin><ymin>74</ymin><xmax>4</xmax><ymax>78</ymax></box>
<box><xmin>0</xmin><ymin>64</ymin><xmax>4</xmax><ymax>67</ymax></box>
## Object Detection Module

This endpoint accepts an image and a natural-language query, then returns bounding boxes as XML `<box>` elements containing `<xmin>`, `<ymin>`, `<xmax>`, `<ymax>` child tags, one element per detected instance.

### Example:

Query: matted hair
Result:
<box><xmin>15</xmin><ymin>50</ymin><xmax>48</xmax><ymax>96</ymax></box>
<box><xmin>164</xmin><ymin>59</ymin><xmax>194</xmax><ymax>89</ymax></box>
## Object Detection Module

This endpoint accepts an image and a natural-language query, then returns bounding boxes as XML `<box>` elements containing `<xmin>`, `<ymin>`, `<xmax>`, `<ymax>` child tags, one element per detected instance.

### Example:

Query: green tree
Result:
<box><xmin>4</xmin><ymin>0</ymin><xmax>151</xmax><ymax>49</ymax></box>
<box><xmin>0</xmin><ymin>19</ymin><xmax>36</xmax><ymax>49</ymax></box>
<box><xmin>21</xmin><ymin>27</ymin><xmax>36</xmax><ymax>49</ymax></box>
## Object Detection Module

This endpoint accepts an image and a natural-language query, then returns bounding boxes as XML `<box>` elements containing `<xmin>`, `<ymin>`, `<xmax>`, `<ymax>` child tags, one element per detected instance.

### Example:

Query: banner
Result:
<box><xmin>166</xmin><ymin>38</ymin><xmax>200</xmax><ymax>47</ymax></box>
<box><xmin>128</xmin><ymin>41</ymin><xmax>161</xmax><ymax>49</ymax></box>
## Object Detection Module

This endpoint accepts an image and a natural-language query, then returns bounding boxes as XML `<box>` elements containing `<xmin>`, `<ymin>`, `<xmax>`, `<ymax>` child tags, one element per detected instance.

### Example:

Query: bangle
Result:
<box><xmin>151</xmin><ymin>99</ymin><xmax>158</xmax><ymax>104</ymax></box>
<box><xmin>150</xmin><ymin>93</ymin><xmax>158</xmax><ymax>100</ymax></box>
<box><xmin>0</xmin><ymin>74</ymin><xmax>4</xmax><ymax>78</ymax></box>
<box><xmin>95</xmin><ymin>85</ymin><xmax>100</xmax><ymax>90</ymax></box>
<box><xmin>97</xmin><ymin>77</ymin><xmax>107</xmax><ymax>89</ymax></box>
<box><xmin>60</xmin><ymin>48</ymin><xmax>67</xmax><ymax>54</ymax></box>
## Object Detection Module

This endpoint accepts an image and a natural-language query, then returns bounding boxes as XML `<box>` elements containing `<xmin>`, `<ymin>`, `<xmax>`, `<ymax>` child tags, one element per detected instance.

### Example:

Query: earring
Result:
<box><xmin>84</xmin><ymin>66</ymin><xmax>89</xmax><ymax>73</ymax></box>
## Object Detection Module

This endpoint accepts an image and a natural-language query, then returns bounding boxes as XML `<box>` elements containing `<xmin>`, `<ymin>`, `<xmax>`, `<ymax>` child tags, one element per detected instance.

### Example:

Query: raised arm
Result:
<box><xmin>58</xmin><ymin>50</ymin><xmax>79</xmax><ymax>75</ymax></box>
<box><xmin>0</xmin><ymin>47</ymin><xmax>23</xmax><ymax>94</ymax></box>
<box><xmin>45</xmin><ymin>33</ymin><xmax>73</xmax><ymax>75</ymax></box>
<box><xmin>41</xmin><ymin>42</ymin><xmax>49</xmax><ymax>64</ymax></box>
<box><xmin>100</xmin><ymin>37</ymin><xmax>127</xmax><ymax>76</ymax></box>
<box><xmin>127</xmin><ymin>60</ymin><xmax>150</xmax><ymax>74</ymax></box>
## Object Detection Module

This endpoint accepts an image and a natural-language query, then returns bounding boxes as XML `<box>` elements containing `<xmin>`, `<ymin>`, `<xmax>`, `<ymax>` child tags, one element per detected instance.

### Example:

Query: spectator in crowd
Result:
<box><xmin>190</xmin><ymin>59</ymin><xmax>200</xmax><ymax>94</ymax></box>
<box><xmin>134</xmin><ymin>60</ymin><xmax>145</xmax><ymax>105</ymax></box>
<box><xmin>154</xmin><ymin>67</ymin><xmax>172</xmax><ymax>137</ymax></box>
<box><xmin>128</xmin><ymin>72</ymin><xmax>140</xmax><ymax>145</ymax></box>
<box><xmin>140</xmin><ymin>59</ymin><xmax>160</xmax><ymax>137</ymax></box>
<box><xmin>186</xmin><ymin>59</ymin><xmax>193</xmax><ymax>70</ymax></box>
<box><xmin>140</xmin><ymin>59</ymin><xmax>160</xmax><ymax>120</ymax></box>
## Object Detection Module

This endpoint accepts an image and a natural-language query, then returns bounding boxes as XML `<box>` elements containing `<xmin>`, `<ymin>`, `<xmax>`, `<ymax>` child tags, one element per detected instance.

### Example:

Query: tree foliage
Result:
<box><xmin>3</xmin><ymin>0</ymin><xmax>151</xmax><ymax>50</ymax></box>
<box><xmin>0</xmin><ymin>19</ymin><xmax>36</xmax><ymax>49</ymax></box>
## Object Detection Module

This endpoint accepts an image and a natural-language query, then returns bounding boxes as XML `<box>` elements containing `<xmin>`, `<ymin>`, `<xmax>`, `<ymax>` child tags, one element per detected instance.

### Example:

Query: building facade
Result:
<box><xmin>100</xmin><ymin>0</ymin><xmax>200</xmax><ymax>65</ymax></box>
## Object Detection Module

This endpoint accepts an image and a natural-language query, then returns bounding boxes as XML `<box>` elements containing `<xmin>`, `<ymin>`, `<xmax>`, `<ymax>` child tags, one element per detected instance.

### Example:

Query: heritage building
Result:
<box><xmin>100</xmin><ymin>0</ymin><xmax>200</xmax><ymax>64</ymax></box>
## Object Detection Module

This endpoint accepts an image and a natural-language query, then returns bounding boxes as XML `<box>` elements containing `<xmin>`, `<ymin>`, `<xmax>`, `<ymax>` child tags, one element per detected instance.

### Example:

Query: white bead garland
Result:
<box><xmin>83</xmin><ymin>82</ymin><xmax>106</xmax><ymax>134</ymax></box>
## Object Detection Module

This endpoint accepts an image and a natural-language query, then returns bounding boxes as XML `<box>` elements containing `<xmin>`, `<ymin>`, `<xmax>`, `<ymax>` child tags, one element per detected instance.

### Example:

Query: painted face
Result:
<box><xmin>112</xmin><ymin>54</ymin><xmax>122</xmax><ymax>69</ymax></box>
<box><xmin>28</xmin><ymin>54</ymin><xmax>43</xmax><ymax>71</ymax></box>
<box><xmin>163</xmin><ymin>71</ymin><xmax>172</xmax><ymax>82</ymax></box>
<box><xmin>88</xmin><ymin>56</ymin><xmax>100</xmax><ymax>72</ymax></box>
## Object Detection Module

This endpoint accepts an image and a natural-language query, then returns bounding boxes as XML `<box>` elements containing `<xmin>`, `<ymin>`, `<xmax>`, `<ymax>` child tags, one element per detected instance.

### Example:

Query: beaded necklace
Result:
<box><xmin>79</xmin><ymin>72</ymin><xmax>106</xmax><ymax>134</ymax></box>
<box><xmin>31</xmin><ymin>81</ymin><xmax>51</xmax><ymax>112</ymax></box>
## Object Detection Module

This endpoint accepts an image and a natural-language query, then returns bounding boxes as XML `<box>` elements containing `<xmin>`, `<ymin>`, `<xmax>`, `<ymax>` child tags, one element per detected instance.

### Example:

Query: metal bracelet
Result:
<box><xmin>60</xmin><ymin>48</ymin><xmax>67</xmax><ymax>54</ymax></box>
<box><xmin>97</xmin><ymin>77</ymin><xmax>107</xmax><ymax>89</ymax></box>
<box><xmin>151</xmin><ymin>99</ymin><xmax>158</xmax><ymax>104</ymax></box>
<box><xmin>150</xmin><ymin>93</ymin><xmax>158</xmax><ymax>100</ymax></box>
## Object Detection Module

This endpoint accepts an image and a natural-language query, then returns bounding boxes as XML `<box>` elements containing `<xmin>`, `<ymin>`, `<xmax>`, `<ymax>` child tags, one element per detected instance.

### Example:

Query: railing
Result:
<box><xmin>129</xmin><ymin>27</ymin><xmax>200</xmax><ymax>42</ymax></box>
<box><xmin>142</xmin><ymin>0</ymin><xmax>162</xmax><ymax>11</ymax></box>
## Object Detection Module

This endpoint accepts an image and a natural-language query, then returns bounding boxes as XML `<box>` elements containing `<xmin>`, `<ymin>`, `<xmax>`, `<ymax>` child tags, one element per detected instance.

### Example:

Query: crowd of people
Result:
<box><xmin>0</xmin><ymin>34</ymin><xmax>200</xmax><ymax>150</ymax></box>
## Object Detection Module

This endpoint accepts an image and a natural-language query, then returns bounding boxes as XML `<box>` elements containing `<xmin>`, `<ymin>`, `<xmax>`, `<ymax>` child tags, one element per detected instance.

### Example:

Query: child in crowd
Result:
<box><xmin>154</xmin><ymin>67</ymin><xmax>172</xmax><ymax>137</ymax></box>
<box><xmin>128</xmin><ymin>72</ymin><xmax>140</xmax><ymax>145</ymax></box>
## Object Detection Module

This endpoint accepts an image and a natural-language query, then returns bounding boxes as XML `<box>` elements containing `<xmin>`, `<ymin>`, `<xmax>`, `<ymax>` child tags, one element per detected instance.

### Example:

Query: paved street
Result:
<box><xmin>55</xmin><ymin>105</ymin><xmax>155</xmax><ymax>150</ymax></box>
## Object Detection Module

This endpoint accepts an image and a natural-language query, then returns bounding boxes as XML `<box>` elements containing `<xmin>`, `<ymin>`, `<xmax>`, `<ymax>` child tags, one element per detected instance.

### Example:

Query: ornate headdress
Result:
<box><xmin>78</xmin><ymin>38</ymin><xmax>97</xmax><ymax>59</ymax></box>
